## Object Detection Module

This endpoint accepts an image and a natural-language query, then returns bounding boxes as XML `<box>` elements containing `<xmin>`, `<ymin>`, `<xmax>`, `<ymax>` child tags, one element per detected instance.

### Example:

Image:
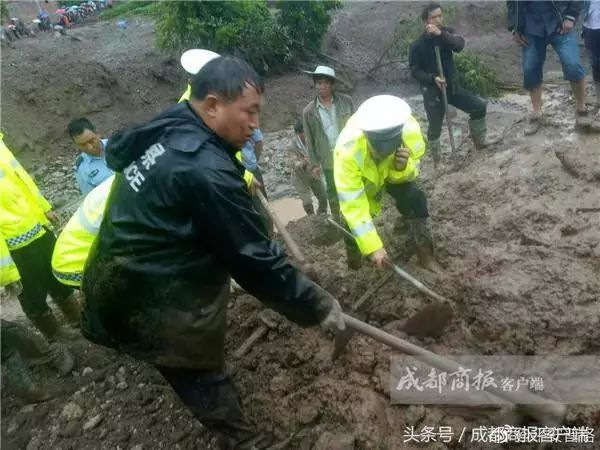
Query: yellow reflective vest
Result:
<box><xmin>0</xmin><ymin>232</ymin><xmax>20</xmax><ymax>286</ymax></box>
<box><xmin>333</xmin><ymin>114</ymin><xmax>426</xmax><ymax>256</ymax></box>
<box><xmin>0</xmin><ymin>133</ymin><xmax>52</xmax><ymax>251</ymax></box>
<box><xmin>178</xmin><ymin>86</ymin><xmax>254</xmax><ymax>188</ymax></box>
<box><xmin>52</xmin><ymin>175</ymin><xmax>114</xmax><ymax>287</ymax></box>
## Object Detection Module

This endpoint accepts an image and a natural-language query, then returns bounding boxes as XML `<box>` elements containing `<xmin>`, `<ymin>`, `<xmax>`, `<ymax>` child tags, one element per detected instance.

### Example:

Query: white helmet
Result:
<box><xmin>180</xmin><ymin>49</ymin><xmax>220</xmax><ymax>75</ymax></box>
<box><xmin>354</xmin><ymin>95</ymin><xmax>412</xmax><ymax>154</ymax></box>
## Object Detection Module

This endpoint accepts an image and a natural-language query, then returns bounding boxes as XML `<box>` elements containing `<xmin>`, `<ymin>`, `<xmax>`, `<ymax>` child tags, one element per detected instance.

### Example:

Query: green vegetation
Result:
<box><xmin>455</xmin><ymin>51</ymin><xmax>501</xmax><ymax>98</ymax></box>
<box><xmin>0</xmin><ymin>0</ymin><xmax>8</xmax><ymax>23</ymax></box>
<box><xmin>154</xmin><ymin>0</ymin><xmax>340</xmax><ymax>73</ymax></box>
<box><xmin>100</xmin><ymin>1</ymin><xmax>157</xmax><ymax>20</ymax></box>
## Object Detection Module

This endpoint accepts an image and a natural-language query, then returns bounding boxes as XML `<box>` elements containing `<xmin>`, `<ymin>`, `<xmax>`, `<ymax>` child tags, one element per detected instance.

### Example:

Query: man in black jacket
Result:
<box><xmin>409</xmin><ymin>2</ymin><xmax>488</xmax><ymax>165</ymax></box>
<box><xmin>81</xmin><ymin>56</ymin><xmax>344</xmax><ymax>449</ymax></box>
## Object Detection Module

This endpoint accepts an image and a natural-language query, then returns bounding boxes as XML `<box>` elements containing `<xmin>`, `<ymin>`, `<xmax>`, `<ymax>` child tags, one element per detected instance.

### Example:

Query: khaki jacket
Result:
<box><xmin>302</xmin><ymin>93</ymin><xmax>354</xmax><ymax>170</ymax></box>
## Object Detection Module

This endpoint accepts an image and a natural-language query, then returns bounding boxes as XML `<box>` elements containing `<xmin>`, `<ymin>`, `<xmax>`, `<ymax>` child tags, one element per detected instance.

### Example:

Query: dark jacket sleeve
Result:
<box><xmin>563</xmin><ymin>1</ymin><xmax>583</xmax><ymax>22</ymax></box>
<box><xmin>409</xmin><ymin>40</ymin><xmax>436</xmax><ymax>85</ymax></box>
<box><xmin>440</xmin><ymin>27</ymin><xmax>465</xmax><ymax>52</ymax></box>
<box><xmin>302</xmin><ymin>107</ymin><xmax>320</xmax><ymax>168</ymax></box>
<box><xmin>186</xmin><ymin>151</ymin><xmax>332</xmax><ymax>326</ymax></box>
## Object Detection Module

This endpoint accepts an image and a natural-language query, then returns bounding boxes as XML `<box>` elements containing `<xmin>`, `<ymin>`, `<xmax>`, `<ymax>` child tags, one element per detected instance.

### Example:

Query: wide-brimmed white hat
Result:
<box><xmin>303</xmin><ymin>65</ymin><xmax>336</xmax><ymax>80</ymax></box>
<box><xmin>180</xmin><ymin>49</ymin><xmax>220</xmax><ymax>75</ymax></box>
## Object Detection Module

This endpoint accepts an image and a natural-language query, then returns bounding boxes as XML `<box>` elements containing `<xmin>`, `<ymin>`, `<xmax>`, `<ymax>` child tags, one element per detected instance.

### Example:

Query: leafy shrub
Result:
<box><xmin>100</xmin><ymin>1</ymin><xmax>157</xmax><ymax>20</ymax></box>
<box><xmin>154</xmin><ymin>0</ymin><xmax>338</xmax><ymax>73</ymax></box>
<box><xmin>455</xmin><ymin>51</ymin><xmax>501</xmax><ymax>98</ymax></box>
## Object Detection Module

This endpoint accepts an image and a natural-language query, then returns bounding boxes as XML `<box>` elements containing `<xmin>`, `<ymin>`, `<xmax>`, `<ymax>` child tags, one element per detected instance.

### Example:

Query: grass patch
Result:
<box><xmin>100</xmin><ymin>1</ymin><xmax>157</xmax><ymax>20</ymax></box>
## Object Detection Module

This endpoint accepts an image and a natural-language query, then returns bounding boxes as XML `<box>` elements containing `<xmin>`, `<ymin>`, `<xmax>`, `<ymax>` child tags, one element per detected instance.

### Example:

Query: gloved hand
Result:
<box><xmin>320</xmin><ymin>297</ymin><xmax>346</xmax><ymax>334</ymax></box>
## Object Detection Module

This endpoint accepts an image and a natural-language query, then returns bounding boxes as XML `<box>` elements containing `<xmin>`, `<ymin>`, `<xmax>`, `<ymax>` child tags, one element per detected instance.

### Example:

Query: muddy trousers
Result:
<box><xmin>156</xmin><ymin>367</ymin><xmax>264</xmax><ymax>450</ymax></box>
<box><xmin>292</xmin><ymin>168</ymin><xmax>328</xmax><ymax>214</ymax></box>
<box><xmin>9</xmin><ymin>231</ymin><xmax>73</xmax><ymax>321</ymax></box>
<box><xmin>323</xmin><ymin>169</ymin><xmax>341</xmax><ymax>219</ymax></box>
<box><xmin>344</xmin><ymin>182</ymin><xmax>430</xmax><ymax>257</ymax></box>
<box><xmin>422</xmin><ymin>85</ymin><xmax>487</xmax><ymax>141</ymax></box>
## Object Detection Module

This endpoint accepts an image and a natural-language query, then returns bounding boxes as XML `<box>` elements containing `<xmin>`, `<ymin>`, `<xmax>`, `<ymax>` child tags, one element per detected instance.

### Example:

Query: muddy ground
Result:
<box><xmin>2</xmin><ymin>1</ymin><xmax>600</xmax><ymax>449</ymax></box>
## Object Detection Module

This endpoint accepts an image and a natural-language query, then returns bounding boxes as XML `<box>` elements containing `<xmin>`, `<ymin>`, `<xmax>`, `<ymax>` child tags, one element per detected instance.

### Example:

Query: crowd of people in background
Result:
<box><xmin>1</xmin><ymin>0</ymin><xmax>110</xmax><ymax>44</ymax></box>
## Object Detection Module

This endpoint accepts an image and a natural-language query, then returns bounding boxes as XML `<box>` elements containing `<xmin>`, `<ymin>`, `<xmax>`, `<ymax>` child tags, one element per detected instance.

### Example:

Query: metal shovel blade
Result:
<box><xmin>400</xmin><ymin>301</ymin><xmax>454</xmax><ymax>338</ymax></box>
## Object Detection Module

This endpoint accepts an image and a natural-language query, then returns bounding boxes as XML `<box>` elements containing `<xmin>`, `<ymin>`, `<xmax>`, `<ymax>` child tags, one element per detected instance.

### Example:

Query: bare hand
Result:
<box><xmin>394</xmin><ymin>147</ymin><xmax>410</xmax><ymax>171</ymax></box>
<box><xmin>425</xmin><ymin>23</ymin><xmax>442</xmax><ymax>36</ymax></box>
<box><xmin>434</xmin><ymin>76</ymin><xmax>446</xmax><ymax>91</ymax></box>
<box><xmin>369</xmin><ymin>248</ymin><xmax>389</xmax><ymax>268</ymax></box>
<box><xmin>559</xmin><ymin>19</ymin><xmax>574</xmax><ymax>34</ymax></box>
<box><xmin>45</xmin><ymin>211</ymin><xmax>59</xmax><ymax>225</ymax></box>
<box><xmin>512</xmin><ymin>32</ymin><xmax>529</xmax><ymax>47</ymax></box>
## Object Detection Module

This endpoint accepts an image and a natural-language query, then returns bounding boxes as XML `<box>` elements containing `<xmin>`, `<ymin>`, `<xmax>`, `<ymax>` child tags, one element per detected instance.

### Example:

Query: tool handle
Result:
<box><xmin>256</xmin><ymin>190</ymin><xmax>306</xmax><ymax>263</ymax></box>
<box><xmin>384</xmin><ymin>260</ymin><xmax>449</xmax><ymax>304</ymax></box>
<box><xmin>327</xmin><ymin>218</ymin><xmax>449</xmax><ymax>304</ymax></box>
<box><xmin>434</xmin><ymin>46</ymin><xmax>456</xmax><ymax>153</ymax></box>
<box><xmin>342</xmin><ymin>313</ymin><xmax>565</xmax><ymax>418</ymax></box>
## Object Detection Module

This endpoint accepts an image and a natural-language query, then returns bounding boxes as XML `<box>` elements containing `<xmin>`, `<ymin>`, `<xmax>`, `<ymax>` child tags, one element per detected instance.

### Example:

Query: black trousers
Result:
<box><xmin>9</xmin><ymin>230</ymin><xmax>72</xmax><ymax>320</ymax></box>
<box><xmin>156</xmin><ymin>367</ymin><xmax>261</xmax><ymax>449</ymax></box>
<box><xmin>345</xmin><ymin>181</ymin><xmax>429</xmax><ymax>252</ymax></box>
<box><xmin>422</xmin><ymin>85</ymin><xmax>487</xmax><ymax>141</ymax></box>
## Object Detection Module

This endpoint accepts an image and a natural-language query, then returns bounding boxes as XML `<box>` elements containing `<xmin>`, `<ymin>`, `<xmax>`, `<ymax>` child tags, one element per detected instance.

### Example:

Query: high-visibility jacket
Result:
<box><xmin>178</xmin><ymin>84</ymin><xmax>192</xmax><ymax>103</ymax></box>
<box><xmin>333</xmin><ymin>114</ymin><xmax>426</xmax><ymax>256</ymax></box>
<box><xmin>0</xmin><ymin>232</ymin><xmax>20</xmax><ymax>286</ymax></box>
<box><xmin>178</xmin><ymin>87</ymin><xmax>254</xmax><ymax>187</ymax></box>
<box><xmin>52</xmin><ymin>176</ymin><xmax>114</xmax><ymax>287</ymax></box>
<box><xmin>0</xmin><ymin>133</ymin><xmax>51</xmax><ymax>251</ymax></box>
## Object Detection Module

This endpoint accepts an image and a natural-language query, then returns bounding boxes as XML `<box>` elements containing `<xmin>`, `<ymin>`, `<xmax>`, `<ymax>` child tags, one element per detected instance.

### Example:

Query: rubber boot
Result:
<box><xmin>2</xmin><ymin>352</ymin><xmax>51</xmax><ymax>403</ymax></box>
<box><xmin>469</xmin><ymin>117</ymin><xmax>488</xmax><ymax>150</ymax></box>
<box><xmin>345</xmin><ymin>242</ymin><xmax>362</xmax><ymax>270</ymax></box>
<box><xmin>316</xmin><ymin>201</ymin><xmax>328</xmax><ymax>215</ymax></box>
<box><xmin>30</xmin><ymin>311</ymin><xmax>62</xmax><ymax>341</ymax></box>
<box><xmin>55</xmin><ymin>293</ymin><xmax>81</xmax><ymax>327</ymax></box>
<box><xmin>302</xmin><ymin>202</ymin><xmax>315</xmax><ymax>215</ymax></box>
<box><xmin>428</xmin><ymin>138</ymin><xmax>442</xmax><ymax>167</ymax></box>
<box><xmin>47</xmin><ymin>343</ymin><xmax>75</xmax><ymax>376</ymax></box>
<box><xmin>407</xmin><ymin>217</ymin><xmax>442</xmax><ymax>273</ymax></box>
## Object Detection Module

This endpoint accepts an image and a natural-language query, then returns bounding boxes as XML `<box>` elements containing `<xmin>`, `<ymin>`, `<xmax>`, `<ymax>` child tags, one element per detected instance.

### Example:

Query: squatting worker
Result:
<box><xmin>334</xmin><ymin>95</ymin><xmax>441</xmax><ymax>272</ymax></box>
<box><xmin>81</xmin><ymin>56</ymin><xmax>344</xmax><ymax>449</ymax></box>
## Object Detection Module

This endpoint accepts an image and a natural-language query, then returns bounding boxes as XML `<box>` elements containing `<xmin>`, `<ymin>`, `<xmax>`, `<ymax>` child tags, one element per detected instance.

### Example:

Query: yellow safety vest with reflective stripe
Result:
<box><xmin>52</xmin><ymin>175</ymin><xmax>114</xmax><ymax>287</ymax></box>
<box><xmin>333</xmin><ymin>114</ymin><xmax>426</xmax><ymax>256</ymax></box>
<box><xmin>0</xmin><ymin>134</ymin><xmax>51</xmax><ymax>250</ymax></box>
<box><xmin>0</xmin><ymin>232</ymin><xmax>20</xmax><ymax>286</ymax></box>
<box><xmin>178</xmin><ymin>87</ymin><xmax>254</xmax><ymax>188</ymax></box>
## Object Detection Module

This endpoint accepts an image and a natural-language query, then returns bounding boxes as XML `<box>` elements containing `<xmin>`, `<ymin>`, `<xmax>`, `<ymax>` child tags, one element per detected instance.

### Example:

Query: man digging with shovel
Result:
<box><xmin>333</xmin><ymin>94</ymin><xmax>441</xmax><ymax>273</ymax></box>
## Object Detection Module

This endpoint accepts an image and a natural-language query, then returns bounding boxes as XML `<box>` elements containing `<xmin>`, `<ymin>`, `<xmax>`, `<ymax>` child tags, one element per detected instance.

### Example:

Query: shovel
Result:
<box><xmin>255</xmin><ymin>190</ymin><xmax>319</xmax><ymax>281</ymax></box>
<box><xmin>326</xmin><ymin>218</ymin><xmax>452</xmax><ymax>312</ymax></box>
<box><xmin>341</xmin><ymin>312</ymin><xmax>566</xmax><ymax>425</ymax></box>
<box><xmin>434</xmin><ymin>46</ymin><xmax>457</xmax><ymax>156</ymax></box>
